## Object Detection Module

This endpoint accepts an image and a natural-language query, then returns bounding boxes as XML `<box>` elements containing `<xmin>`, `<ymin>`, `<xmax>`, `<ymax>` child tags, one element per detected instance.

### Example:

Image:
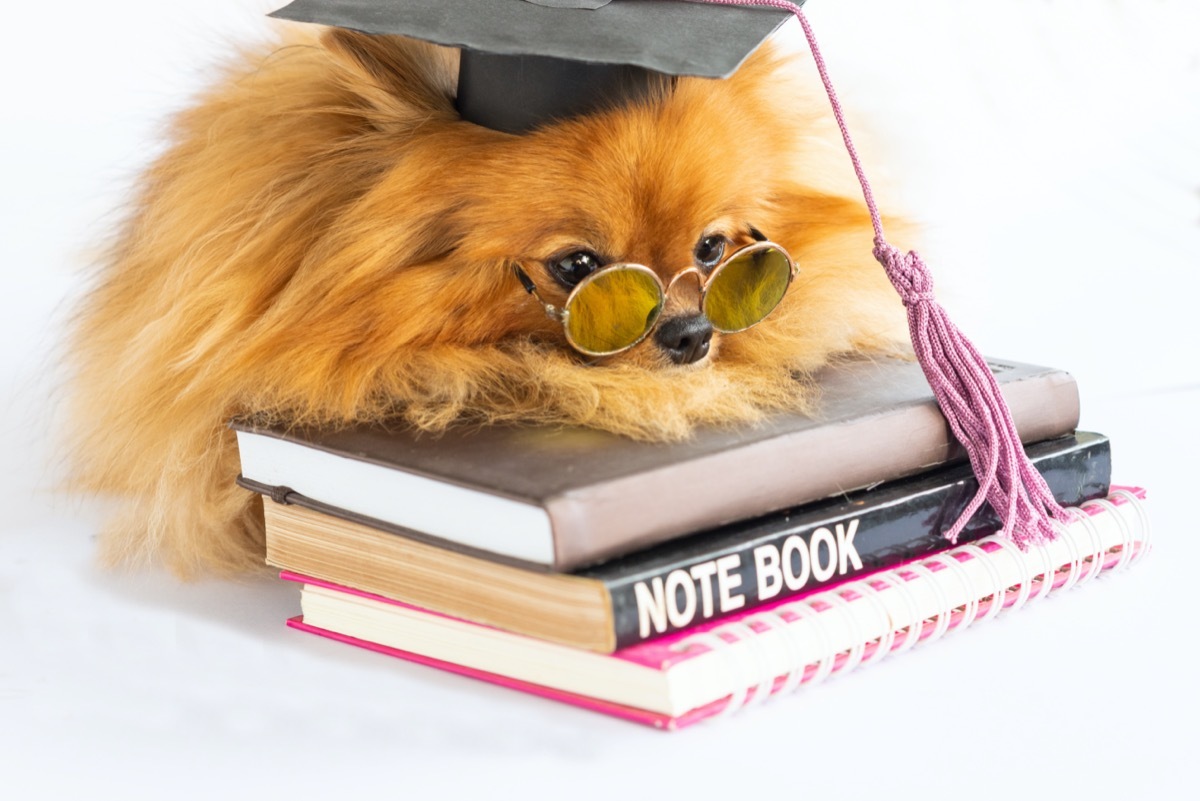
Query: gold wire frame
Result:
<box><xmin>513</xmin><ymin>240</ymin><xmax>799</xmax><ymax>357</ymax></box>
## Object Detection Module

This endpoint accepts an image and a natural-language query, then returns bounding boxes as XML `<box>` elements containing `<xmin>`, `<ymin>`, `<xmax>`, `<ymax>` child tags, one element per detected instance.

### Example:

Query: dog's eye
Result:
<box><xmin>549</xmin><ymin>250</ymin><xmax>602</xmax><ymax>288</ymax></box>
<box><xmin>694</xmin><ymin>235</ymin><xmax>727</xmax><ymax>269</ymax></box>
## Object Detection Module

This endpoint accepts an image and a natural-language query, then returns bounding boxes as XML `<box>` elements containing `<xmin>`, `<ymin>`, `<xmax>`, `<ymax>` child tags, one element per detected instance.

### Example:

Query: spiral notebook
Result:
<box><xmin>285</xmin><ymin>488</ymin><xmax>1149</xmax><ymax>730</ymax></box>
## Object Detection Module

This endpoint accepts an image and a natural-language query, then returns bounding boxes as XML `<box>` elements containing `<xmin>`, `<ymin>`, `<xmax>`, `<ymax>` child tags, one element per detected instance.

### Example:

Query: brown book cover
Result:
<box><xmin>233</xmin><ymin>356</ymin><xmax>1080</xmax><ymax>571</ymax></box>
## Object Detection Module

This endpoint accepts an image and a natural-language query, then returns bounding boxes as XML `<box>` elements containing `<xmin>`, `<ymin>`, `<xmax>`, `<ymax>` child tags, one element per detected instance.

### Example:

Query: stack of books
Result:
<box><xmin>234</xmin><ymin>356</ymin><xmax>1150</xmax><ymax>729</ymax></box>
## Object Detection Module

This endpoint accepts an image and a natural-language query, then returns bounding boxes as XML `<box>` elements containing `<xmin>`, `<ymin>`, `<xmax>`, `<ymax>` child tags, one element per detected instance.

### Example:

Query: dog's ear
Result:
<box><xmin>321</xmin><ymin>28</ymin><xmax>458</xmax><ymax>123</ymax></box>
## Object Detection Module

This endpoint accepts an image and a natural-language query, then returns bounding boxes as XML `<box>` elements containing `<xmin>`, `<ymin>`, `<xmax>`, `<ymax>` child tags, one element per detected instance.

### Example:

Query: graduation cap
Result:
<box><xmin>271</xmin><ymin>0</ymin><xmax>794</xmax><ymax>133</ymax></box>
<box><xmin>269</xmin><ymin>0</ymin><xmax>1069</xmax><ymax>547</ymax></box>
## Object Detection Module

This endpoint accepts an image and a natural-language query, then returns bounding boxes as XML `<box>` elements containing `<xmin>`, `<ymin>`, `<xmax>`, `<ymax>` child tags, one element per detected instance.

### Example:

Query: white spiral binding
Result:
<box><xmin>903</xmin><ymin>562</ymin><xmax>953</xmax><ymax>644</ymax></box>
<box><xmin>1086</xmin><ymin>499</ymin><xmax>1128</xmax><ymax>570</ymax></box>
<box><xmin>1029</xmin><ymin>531</ymin><xmax>1058</xmax><ymax>602</ymax></box>
<box><xmin>923</xmin><ymin>551</ymin><xmax>979</xmax><ymax>633</ymax></box>
<box><xmin>989</xmin><ymin>536</ymin><xmax>1034</xmax><ymax>612</ymax></box>
<box><xmin>956</xmin><ymin>543</ymin><xmax>1007</xmax><ymax>622</ymax></box>
<box><xmin>722</xmin><ymin>621</ymin><xmax>774</xmax><ymax>711</ymax></box>
<box><xmin>792</xmin><ymin>603</ymin><xmax>838</xmax><ymax>686</ymax></box>
<box><xmin>1083</xmin><ymin>505</ymin><xmax>1113</xmax><ymax>580</ymax></box>
<box><xmin>668</xmin><ymin>491</ymin><xmax>1147</xmax><ymax>721</ymax></box>
<box><xmin>871</xmin><ymin>572</ymin><xmax>923</xmax><ymax>654</ymax></box>
<box><xmin>821</xmin><ymin>593</ymin><xmax>867</xmax><ymax>676</ymax></box>
<box><xmin>1086</xmin><ymin>492</ymin><xmax>1150</xmax><ymax>571</ymax></box>
<box><xmin>1066</xmin><ymin>506</ymin><xmax>1106</xmax><ymax>585</ymax></box>
<box><xmin>748</xmin><ymin>611</ymin><xmax>805</xmax><ymax>696</ymax></box>
<box><xmin>676</xmin><ymin>629</ymin><xmax>750</xmax><ymax>718</ymax></box>
<box><xmin>1054</xmin><ymin>516</ymin><xmax>1085</xmax><ymax>594</ymax></box>
<box><xmin>849</xmin><ymin>580</ymin><xmax>897</xmax><ymax>667</ymax></box>
<box><xmin>1111</xmin><ymin>489</ymin><xmax>1151</xmax><ymax>565</ymax></box>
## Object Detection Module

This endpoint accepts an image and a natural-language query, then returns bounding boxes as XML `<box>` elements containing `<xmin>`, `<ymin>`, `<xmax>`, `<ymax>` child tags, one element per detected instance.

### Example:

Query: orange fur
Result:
<box><xmin>68</xmin><ymin>27</ymin><xmax>906</xmax><ymax>576</ymax></box>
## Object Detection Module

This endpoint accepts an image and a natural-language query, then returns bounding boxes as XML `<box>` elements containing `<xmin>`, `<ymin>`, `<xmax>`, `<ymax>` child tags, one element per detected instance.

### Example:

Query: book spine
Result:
<box><xmin>601</xmin><ymin>434</ymin><xmax>1109</xmax><ymax>649</ymax></box>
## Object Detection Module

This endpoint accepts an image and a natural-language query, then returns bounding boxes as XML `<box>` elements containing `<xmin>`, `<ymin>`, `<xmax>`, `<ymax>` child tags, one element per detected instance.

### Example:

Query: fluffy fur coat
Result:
<box><xmin>68</xmin><ymin>27</ymin><xmax>905</xmax><ymax>576</ymax></box>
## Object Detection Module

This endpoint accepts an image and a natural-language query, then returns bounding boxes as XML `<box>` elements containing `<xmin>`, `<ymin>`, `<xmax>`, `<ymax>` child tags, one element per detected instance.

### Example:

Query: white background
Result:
<box><xmin>2</xmin><ymin>1</ymin><xmax>1198</xmax><ymax>798</ymax></box>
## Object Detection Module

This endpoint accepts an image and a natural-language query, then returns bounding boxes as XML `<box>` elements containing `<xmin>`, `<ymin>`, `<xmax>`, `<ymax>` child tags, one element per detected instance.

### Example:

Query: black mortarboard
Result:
<box><xmin>271</xmin><ymin>0</ymin><xmax>795</xmax><ymax>133</ymax></box>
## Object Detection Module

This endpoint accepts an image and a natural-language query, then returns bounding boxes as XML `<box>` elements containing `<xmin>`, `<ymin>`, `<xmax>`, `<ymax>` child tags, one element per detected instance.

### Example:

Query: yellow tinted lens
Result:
<box><xmin>565</xmin><ymin>268</ymin><xmax>663</xmax><ymax>354</ymax></box>
<box><xmin>704</xmin><ymin>246</ymin><xmax>791</xmax><ymax>332</ymax></box>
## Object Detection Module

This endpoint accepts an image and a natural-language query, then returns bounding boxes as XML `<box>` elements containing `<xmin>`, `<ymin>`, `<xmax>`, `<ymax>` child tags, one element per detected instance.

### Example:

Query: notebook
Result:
<box><xmin>284</xmin><ymin>487</ymin><xmax>1149</xmax><ymax>730</ymax></box>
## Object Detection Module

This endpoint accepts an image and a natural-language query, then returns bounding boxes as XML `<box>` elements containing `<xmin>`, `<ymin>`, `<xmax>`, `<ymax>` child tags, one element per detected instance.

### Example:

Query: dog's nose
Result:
<box><xmin>654</xmin><ymin>314</ymin><xmax>713</xmax><ymax>365</ymax></box>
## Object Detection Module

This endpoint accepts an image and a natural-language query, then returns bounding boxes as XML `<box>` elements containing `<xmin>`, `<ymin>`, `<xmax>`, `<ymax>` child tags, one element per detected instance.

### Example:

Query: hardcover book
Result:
<box><xmin>262</xmin><ymin>432</ymin><xmax>1110</xmax><ymax>652</ymax></box>
<box><xmin>284</xmin><ymin>488</ymin><xmax>1150</xmax><ymax>730</ymax></box>
<box><xmin>235</xmin><ymin>356</ymin><xmax>1080</xmax><ymax>570</ymax></box>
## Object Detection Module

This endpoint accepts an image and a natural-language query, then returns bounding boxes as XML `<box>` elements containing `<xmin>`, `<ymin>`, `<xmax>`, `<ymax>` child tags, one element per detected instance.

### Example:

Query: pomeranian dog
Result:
<box><xmin>68</xmin><ymin>26</ymin><xmax>906</xmax><ymax>576</ymax></box>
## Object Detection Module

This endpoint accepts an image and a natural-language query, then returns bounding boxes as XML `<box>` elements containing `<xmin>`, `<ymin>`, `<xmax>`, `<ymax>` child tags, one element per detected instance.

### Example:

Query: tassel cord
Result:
<box><xmin>689</xmin><ymin>0</ymin><xmax>1071</xmax><ymax>545</ymax></box>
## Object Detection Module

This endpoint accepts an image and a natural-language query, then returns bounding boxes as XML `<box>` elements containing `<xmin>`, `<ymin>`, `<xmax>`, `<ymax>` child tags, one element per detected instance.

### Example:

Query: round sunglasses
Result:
<box><xmin>513</xmin><ymin>233</ymin><xmax>798</xmax><ymax>357</ymax></box>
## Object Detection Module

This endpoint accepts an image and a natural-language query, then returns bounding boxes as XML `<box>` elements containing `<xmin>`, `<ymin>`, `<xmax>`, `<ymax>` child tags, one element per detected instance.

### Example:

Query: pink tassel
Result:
<box><xmin>692</xmin><ymin>0</ymin><xmax>1071</xmax><ymax>545</ymax></box>
<box><xmin>873</xmin><ymin>240</ymin><xmax>1067</xmax><ymax>546</ymax></box>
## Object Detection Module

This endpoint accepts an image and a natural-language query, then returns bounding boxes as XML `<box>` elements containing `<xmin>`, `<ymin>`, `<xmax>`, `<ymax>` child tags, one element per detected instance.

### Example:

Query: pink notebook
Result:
<box><xmin>284</xmin><ymin>488</ymin><xmax>1149</xmax><ymax>730</ymax></box>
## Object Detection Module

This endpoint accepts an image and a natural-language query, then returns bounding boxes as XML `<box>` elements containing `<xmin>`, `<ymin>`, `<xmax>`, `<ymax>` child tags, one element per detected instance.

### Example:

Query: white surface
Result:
<box><xmin>236</xmin><ymin>430</ymin><xmax>556</xmax><ymax>565</ymax></box>
<box><xmin>2</xmin><ymin>1</ymin><xmax>1197</xmax><ymax>798</ymax></box>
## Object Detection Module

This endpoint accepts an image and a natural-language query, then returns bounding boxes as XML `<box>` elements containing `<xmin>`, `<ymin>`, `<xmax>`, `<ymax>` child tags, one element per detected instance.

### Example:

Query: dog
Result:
<box><xmin>67</xmin><ymin>26</ymin><xmax>906</xmax><ymax>576</ymax></box>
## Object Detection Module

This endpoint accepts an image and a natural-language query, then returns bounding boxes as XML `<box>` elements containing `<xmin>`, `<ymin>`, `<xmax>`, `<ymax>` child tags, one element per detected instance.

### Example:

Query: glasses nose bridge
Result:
<box><xmin>663</xmin><ymin>266</ymin><xmax>706</xmax><ymax>307</ymax></box>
